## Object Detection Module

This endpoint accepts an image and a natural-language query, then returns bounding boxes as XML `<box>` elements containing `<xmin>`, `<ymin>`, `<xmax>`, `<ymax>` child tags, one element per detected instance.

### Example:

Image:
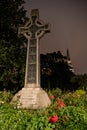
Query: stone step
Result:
<box><xmin>21</xmin><ymin>97</ymin><xmax>36</xmax><ymax>100</ymax></box>
<box><xmin>21</xmin><ymin>93</ymin><xmax>37</xmax><ymax>96</ymax></box>
<box><xmin>21</xmin><ymin>88</ymin><xmax>40</xmax><ymax>94</ymax></box>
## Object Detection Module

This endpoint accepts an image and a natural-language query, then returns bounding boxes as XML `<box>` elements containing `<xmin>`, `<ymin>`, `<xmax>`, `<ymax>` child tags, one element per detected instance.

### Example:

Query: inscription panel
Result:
<box><xmin>29</xmin><ymin>47</ymin><xmax>36</xmax><ymax>54</ymax></box>
<box><xmin>29</xmin><ymin>55</ymin><xmax>36</xmax><ymax>63</ymax></box>
<box><xmin>28</xmin><ymin>38</ymin><xmax>37</xmax><ymax>83</ymax></box>
<box><xmin>27</xmin><ymin>64</ymin><xmax>36</xmax><ymax>83</ymax></box>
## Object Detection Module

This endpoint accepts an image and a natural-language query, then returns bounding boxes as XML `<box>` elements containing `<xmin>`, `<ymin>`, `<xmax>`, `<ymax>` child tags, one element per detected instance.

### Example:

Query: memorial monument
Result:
<box><xmin>12</xmin><ymin>9</ymin><xmax>51</xmax><ymax>109</ymax></box>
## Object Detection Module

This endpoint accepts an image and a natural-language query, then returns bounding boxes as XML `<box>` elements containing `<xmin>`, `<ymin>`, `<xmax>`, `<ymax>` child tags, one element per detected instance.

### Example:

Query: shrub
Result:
<box><xmin>0</xmin><ymin>104</ymin><xmax>55</xmax><ymax>130</ymax></box>
<box><xmin>61</xmin><ymin>91</ymin><xmax>87</xmax><ymax>111</ymax></box>
<box><xmin>73</xmin><ymin>89</ymin><xmax>86</xmax><ymax>96</ymax></box>
<box><xmin>0</xmin><ymin>90</ymin><xmax>13</xmax><ymax>103</ymax></box>
<box><xmin>56</xmin><ymin>106</ymin><xmax>87</xmax><ymax>130</ymax></box>
<box><xmin>45</xmin><ymin>98</ymin><xmax>87</xmax><ymax>130</ymax></box>
<box><xmin>48</xmin><ymin>88</ymin><xmax>62</xmax><ymax>100</ymax></box>
<box><xmin>0</xmin><ymin>89</ymin><xmax>87</xmax><ymax>130</ymax></box>
<box><xmin>52</xmin><ymin>88</ymin><xmax>62</xmax><ymax>97</ymax></box>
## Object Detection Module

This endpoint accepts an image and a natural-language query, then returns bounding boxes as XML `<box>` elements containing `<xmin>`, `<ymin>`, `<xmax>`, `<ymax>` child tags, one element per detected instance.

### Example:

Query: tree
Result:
<box><xmin>0</xmin><ymin>0</ymin><xmax>28</xmax><ymax>91</ymax></box>
<box><xmin>40</xmin><ymin>51</ymin><xmax>75</xmax><ymax>91</ymax></box>
<box><xmin>71</xmin><ymin>74</ymin><xmax>87</xmax><ymax>91</ymax></box>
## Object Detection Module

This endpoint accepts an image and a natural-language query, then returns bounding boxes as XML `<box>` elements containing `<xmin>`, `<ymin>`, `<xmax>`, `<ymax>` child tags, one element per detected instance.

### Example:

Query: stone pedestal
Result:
<box><xmin>11</xmin><ymin>87</ymin><xmax>51</xmax><ymax>109</ymax></box>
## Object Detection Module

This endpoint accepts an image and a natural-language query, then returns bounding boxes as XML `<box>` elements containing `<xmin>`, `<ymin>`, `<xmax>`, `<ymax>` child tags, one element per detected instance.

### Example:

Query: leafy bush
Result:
<box><xmin>73</xmin><ymin>89</ymin><xmax>86</xmax><ymax>96</ymax></box>
<box><xmin>44</xmin><ymin>98</ymin><xmax>87</xmax><ymax>130</ymax></box>
<box><xmin>0</xmin><ymin>88</ymin><xmax>87</xmax><ymax>130</ymax></box>
<box><xmin>56</xmin><ymin>106</ymin><xmax>87</xmax><ymax>130</ymax></box>
<box><xmin>48</xmin><ymin>88</ymin><xmax>62</xmax><ymax>101</ymax></box>
<box><xmin>61</xmin><ymin>91</ymin><xmax>87</xmax><ymax>111</ymax></box>
<box><xmin>0</xmin><ymin>90</ymin><xmax>13</xmax><ymax>103</ymax></box>
<box><xmin>0</xmin><ymin>104</ymin><xmax>55</xmax><ymax>130</ymax></box>
<box><xmin>51</xmin><ymin>88</ymin><xmax>62</xmax><ymax>97</ymax></box>
<box><xmin>45</xmin><ymin>98</ymin><xmax>87</xmax><ymax>129</ymax></box>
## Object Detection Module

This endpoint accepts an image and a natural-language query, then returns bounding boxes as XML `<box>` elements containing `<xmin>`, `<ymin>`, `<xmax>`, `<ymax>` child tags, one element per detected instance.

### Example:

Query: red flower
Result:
<box><xmin>58</xmin><ymin>106</ymin><xmax>61</xmax><ymax>110</ymax></box>
<box><xmin>48</xmin><ymin>115</ymin><xmax>59</xmax><ymax>123</ymax></box>
<box><xmin>51</xmin><ymin>95</ymin><xmax>54</xmax><ymax>100</ymax></box>
<box><xmin>58</xmin><ymin>98</ymin><xmax>65</xmax><ymax>110</ymax></box>
<box><xmin>48</xmin><ymin>96</ymin><xmax>50</xmax><ymax>99</ymax></box>
<box><xmin>43</xmin><ymin>112</ymin><xmax>46</xmax><ymax>115</ymax></box>
<box><xmin>48</xmin><ymin>95</ymin><xmax>54</xmax><ymax>100</ymax></box>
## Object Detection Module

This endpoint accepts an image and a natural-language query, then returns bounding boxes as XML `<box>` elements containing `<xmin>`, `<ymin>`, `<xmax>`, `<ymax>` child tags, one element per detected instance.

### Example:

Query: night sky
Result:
<box><xmin>24</xmin><ymin>0</ymin><xmax>87</xmax><ymax>74</ymax></box>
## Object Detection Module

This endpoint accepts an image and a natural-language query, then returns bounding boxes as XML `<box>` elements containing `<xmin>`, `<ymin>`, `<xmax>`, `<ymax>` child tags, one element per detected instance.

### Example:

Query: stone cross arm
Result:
<box><xmin>36</xmin><ymin>23</ymin><xmax>50</xmax><ymax>38</ymax></box>
<box><xmin>18</xmin><ymin>23</ymin><xmax>50</xmax><ymax>39</ymax></box>
<box><xmin>18</xmin><ymin>9</ymin><xmax>50</xmax><ymax>39</ymax></box>
<box><xmin>18</xmin><ymin>26</ymin><xmax>29</xmax><ymax>35</ymax></box>
<box><xmin>44</xmin><ymin>24</ymin><xmax>50</xmax><ymax>32</ymax></box>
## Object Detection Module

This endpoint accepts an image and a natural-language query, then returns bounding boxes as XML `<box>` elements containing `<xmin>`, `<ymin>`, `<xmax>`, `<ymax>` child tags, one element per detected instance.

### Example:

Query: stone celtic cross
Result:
<box><xmin>12</xmin><ymin>9</ymin><xmax>51</xmax><ymax>109</ymax></box>
<box><xmin>18</xmin><ymin>9</ymin><xmax>50</xmax><ymax>88</ymax></box>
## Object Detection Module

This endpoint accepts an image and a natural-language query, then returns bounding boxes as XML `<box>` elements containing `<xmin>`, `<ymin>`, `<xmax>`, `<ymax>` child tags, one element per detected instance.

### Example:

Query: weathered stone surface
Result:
<box><xmin>11</xmin><ymin>87</ymin><xmax>51</xmax><ymax>109</ymax></box>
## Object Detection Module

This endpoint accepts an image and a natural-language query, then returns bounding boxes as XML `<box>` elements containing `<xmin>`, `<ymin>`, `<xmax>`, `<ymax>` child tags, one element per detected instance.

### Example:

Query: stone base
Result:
<box><xmin>11</xmin><ymin>87</ymin><xmax>51</xmax><ymax>109</ymax></box>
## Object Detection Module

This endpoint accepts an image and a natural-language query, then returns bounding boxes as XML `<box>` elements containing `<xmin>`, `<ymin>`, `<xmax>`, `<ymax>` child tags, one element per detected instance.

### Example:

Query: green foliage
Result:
<box><xmin>0</xmin><ymin>88</ymin><xmax>87</xmax><ymax>130</ymax></box>
<box><xmin>56</xmin><ymin>106</ymin><xmax>87</xmax><ymax>130</ymax></box>
<box><xmin>71</xmin><ymin>74</ymin><xmax>87</xmax><ymax>91</ymax></box>
<box><xmin>41</xmin><ymin>52</ymin><xmax>75</xmax><ymax>91</ymax></box>
<box><xmin>0</xmin><ymin>0</ymin><xmax>27</xmax><ymax>41</ymax></box>
<box><xmin>0</xmin><ymin>104</ymin><xmax>86</xmax><ymax>130</ymax></box>
<box><xmin>48</xmin><ymin>88</ymin><xmax>62</xmax><ymax>100</ymax></box>
<box><xmin>0</xmin><ymin>40</ymin><xmax>19</xmax><ymax>88</ymax></box>
<box><xmin>46</xmin><ymin>89</ymin><xmax>87</xmax><ymax>130</ymax></box>
<box><xmin>0</xmin><ymin>104</ymin><xmax>54</xmax><ymax>130</ymax></box>
<box><xmin>73</xmin><ymin>89</ymin><xmax>86</xmax><ymax>95</ymax></box>
<box><xmin>51</xmin><ymin>88</ymin><xmax>62</xmax><ymax>97</ymax></box>
<box><xmin>0</xmin><ymin>90</ymin><xmax>13</xmax><ymax>103</ymax></box>
<box><xmin>61</xmin><ymin>91</ymin><xmax>87</xmax><ymax>111</ymax></box>
<box><xmin>0</xmin><ymin>0</ymin><xmax>27</xmax><ymax>90</ymax></box>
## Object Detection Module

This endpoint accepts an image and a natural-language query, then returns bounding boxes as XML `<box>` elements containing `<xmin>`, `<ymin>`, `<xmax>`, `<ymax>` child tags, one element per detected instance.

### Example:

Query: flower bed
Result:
<box><xmin>0</xmin><ymin>89</ymin><xmax>87</xmax><ymax>130</ymax></box>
